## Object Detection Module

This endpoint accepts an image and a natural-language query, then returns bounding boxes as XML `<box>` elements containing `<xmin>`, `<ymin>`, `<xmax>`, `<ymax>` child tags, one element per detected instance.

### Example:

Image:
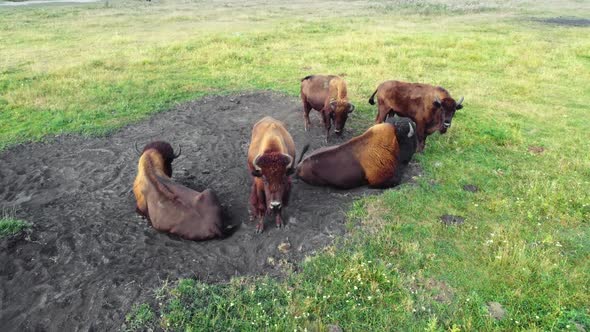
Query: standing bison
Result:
<box><xmin>133</xmin><ymin>141</ymin><xmax>224</xmax><ymax>241</ymax></box>
<box><xmin>247</xmin><ymin>117</ymin><xmax>296</xmax><ymax>233</ymax></box>
<box><xmin>296</xmin><ymin>117</ymin><xmax>417</xmax><ymax>189</ymax></box>
<box><xmin>300</xmin><ymin>75</ymin><xmax>355</xmax><ymax>142</ymax></box>
<box><xmin>368</xmin><ymin>80</ymin><xmax>463</xmax><ymax>152</ymax></box>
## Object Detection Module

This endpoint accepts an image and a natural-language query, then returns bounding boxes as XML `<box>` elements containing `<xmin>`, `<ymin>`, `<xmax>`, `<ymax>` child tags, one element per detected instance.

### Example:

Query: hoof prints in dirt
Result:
<box><xmin>0</xmin><ymin>91</ymin><xmax>419</xmax><ymax>331</ymax></box>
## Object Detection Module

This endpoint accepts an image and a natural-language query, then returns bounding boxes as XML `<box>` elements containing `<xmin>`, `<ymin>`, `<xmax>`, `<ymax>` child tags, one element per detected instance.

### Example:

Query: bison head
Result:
<box><xmin>329</xmin><ymin>100</ymin><xmax>355</xmax><ymax>135</ymax></box>
<box><xmin>388</xmin><ymin>117</ymin><xmax>417</xmax><ymax>165</ymax></box>
<box><xmin>434</xmin><ymin>96</ymin><xmax>463</xmax><ymax>134</ymax></box>
<box><xmin>252</xmin><ymin>152</ymin><xmax>294</xmax><ymax>212</ymax></box>
<box><xmin>136</xmin><ymin>141</ymin><xmax>181</xmax><ymax>177</ymax></box>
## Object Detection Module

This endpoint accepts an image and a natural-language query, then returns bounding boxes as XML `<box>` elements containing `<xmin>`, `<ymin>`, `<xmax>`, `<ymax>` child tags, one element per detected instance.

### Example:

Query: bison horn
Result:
<box><xmin>457</xmin><ymin>96</ymin><xmax>464</xmax><ymax>106</ymax></box>
<box><xmin>253</xmin><ymin>154</ymin><xmax>262</xmax><ymax>171</ymax></box>
<box><xmin>435</xmin><ymin>96</ymin><xmax>442</xmax><ymax>105</ymax></box>
<box><xmin>134</xmin><ymin>142</ymin><xmax>142</xmax><ymax>156</ymax></box>
<box><xmin>407</xmin><ymin>123</ymin><xmax>415</xmax><ymax>138</ymax></box>
<box><xmin>284</xmin><ymin>153</ymin><xmax>294</xmax><ymax>169</ymax></box>
<box><xmin>173</xmin><ymin>145</ymin><xmax>182</xmax><ymax>159</ymax></box>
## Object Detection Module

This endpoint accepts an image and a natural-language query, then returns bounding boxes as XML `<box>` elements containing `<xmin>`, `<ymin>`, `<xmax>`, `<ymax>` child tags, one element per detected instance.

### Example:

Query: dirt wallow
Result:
<box><xmin>0</xmin><ymin>91</ymin><xmax>421</xmax><ymax>331</ymax></box>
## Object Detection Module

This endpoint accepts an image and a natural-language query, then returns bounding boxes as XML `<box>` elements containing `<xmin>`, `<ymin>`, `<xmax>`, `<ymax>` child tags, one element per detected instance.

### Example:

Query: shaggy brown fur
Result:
<box><xmin>368</xmin><ymin>80</ymin><xmax>463</xmax><ymax>152</ymax></box>
<box><xmin>300</xmin><ymin>75</ymin><xmax>355</xmax><ymax>142</ymax></box>
<box><xmin>133</xmin><ymin>141</ymin><xmax>224</xmax><ymax>241</ymax></box>
<box><xmin>247</xmin><ymin>117</ymin><xmax>296</xmax><ymax>233</ymax></box>
<box><xmin>296</xmin><ymin>122</ymin><xmax>417</xmax><ymax>189</ymax></box>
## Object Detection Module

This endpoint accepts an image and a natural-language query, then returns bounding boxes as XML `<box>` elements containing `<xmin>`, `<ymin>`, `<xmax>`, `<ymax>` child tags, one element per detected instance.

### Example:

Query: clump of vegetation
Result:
<box><xmin>124</xmin><ymin>303</ymin><xmax>155</xmax><ymax>332</ymax></box>
<box><xmin>0</xmin><ymin>217</ymin><xmax>31</xmax><ymax>238</ymax></box>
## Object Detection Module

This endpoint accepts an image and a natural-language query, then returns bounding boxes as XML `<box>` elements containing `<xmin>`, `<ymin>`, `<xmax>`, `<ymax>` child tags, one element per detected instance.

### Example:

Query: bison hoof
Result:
<box><xmin>276</xmin><ymin>222</ymin><xmax>283</xmax><ymax>229</ymax></box>
<box><xmin>256</xmin><ymin>224</ymin><xmax>264</xmax><ymax>234</ymax></box>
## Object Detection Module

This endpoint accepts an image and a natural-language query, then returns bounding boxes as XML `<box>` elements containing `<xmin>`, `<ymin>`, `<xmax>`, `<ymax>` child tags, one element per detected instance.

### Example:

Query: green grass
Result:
<box><xmin>1</xmin><ymin>0</ymin><xmax>589</xmax><ymax>330</ymax></box>
<box><xmin>0</xmin><ymin>217</ymin><xmax>31</xmax><ymax>238</ymax></box>
<box><xmin>124</xmin><ymin>303</ymin><xmax>155</xmax><ymax>332</ymax></box>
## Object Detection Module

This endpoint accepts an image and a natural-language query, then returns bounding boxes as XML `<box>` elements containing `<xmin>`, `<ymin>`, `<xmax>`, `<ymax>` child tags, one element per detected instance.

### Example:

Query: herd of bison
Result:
<box><xmin>0</xmin><ymin>75</ymin><xmax>463</xmax><ymax>330</ymax></box>
<box><xmin>134</xmin><ymin>75</ymin><xmax>464</xmax><ymax>239</ymax></box>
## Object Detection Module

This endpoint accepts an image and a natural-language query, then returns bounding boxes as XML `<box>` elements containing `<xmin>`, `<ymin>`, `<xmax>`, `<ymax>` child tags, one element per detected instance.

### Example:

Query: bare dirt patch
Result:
<box><xmin>534</xmin><ymin>17</ymin><xmax>590</xmax><ymax>27</ymax></box>
<box><xmin>440</xmin><ymin>214</ymin><xmax>465</xmax><ymax>226</ymax></box>
<box><xmin>528</xmin><ymin>145</ymin><xmax>545</xmax><ymax>154</ymax></box>
<box><xmin>0</xmin><ymin>91</ymin><xmax>419</xmax><ymax>331</ymax></box>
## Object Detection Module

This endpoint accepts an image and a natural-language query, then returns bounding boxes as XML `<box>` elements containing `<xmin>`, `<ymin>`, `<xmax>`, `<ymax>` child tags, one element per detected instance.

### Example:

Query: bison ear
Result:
<box><xmin>251</xmin><ymin>169</ymin><xmax>262</xmax><ymax>177</ymax></box>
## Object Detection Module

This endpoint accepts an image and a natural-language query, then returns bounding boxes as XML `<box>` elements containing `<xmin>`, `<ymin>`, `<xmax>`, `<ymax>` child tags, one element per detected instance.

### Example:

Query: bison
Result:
<box><xmin>300</xmin><ymin>75</ymin><xmax>355</xmax><ymax>142</ymax></box>
<box><xmin>296</xmin><ymin>117</ymin><xmax>417</xmax><ymax>189</ymax></box>
<box><xmin>247</xmin><ymin>117</ymin><xmax>296</xmax><ymax>233</ymax></box>
<box><xmin>133</xmin><ymin>141</ymin><xmax>224</xmax><ymax>241</ymax></box>
<box><xmin>368</xmin><ymin>80</ymin><xmax>463</xmax><ymax>152</ymax></box>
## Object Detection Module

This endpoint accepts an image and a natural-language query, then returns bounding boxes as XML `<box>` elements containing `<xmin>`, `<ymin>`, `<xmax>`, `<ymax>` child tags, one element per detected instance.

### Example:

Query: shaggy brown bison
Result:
<box><xmin>296</xmin><ymin>117</ymin><xmax>417</xmax><ymax>189</ymax></box>
<box><xmin>368</xmin><ymin>80</ymin><xmax>463</xmax><ymax>152</ymax></box>
<box><xmin>300</xmin><ymin>75</ymin><xmax>355</xmax><ymax>142</ymax></box>
<box><xmin>247</xmin><ymin>117</ymin><xmax>296</xmax><ymax>233</ymax></box>
<box><xmin>133</xmin><ymin>141</ymin><xmax>224</xmax><ymax>241</ymax></box>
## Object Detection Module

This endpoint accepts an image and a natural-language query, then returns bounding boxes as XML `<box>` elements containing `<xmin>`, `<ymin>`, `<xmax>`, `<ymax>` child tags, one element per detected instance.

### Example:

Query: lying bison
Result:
<box><xmin>296</xmin><ymin>117</ymin><xmax>417</xmax><ymax>189</ymax></box>
<box><xmin>133</xmin><ymin>141</ymin><xmax>224</xmax><ymax>240</ymax></box>
<box><xmin>247</xmin><ymin>117</ymin><xmax>296</xmax><ymax>233</ymax></box>
<box><xmin>300</xmin><ymin>75</ymin><xmax>355</xmax><ymax>142</ymax></box>
<box><xmin>368</xmin><ymin>80</ymin><xmax>463</xmax><ymax>152</ymax></box>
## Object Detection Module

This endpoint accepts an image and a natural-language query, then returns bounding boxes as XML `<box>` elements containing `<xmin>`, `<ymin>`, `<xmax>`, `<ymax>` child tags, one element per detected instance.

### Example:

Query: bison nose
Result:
<box><xmin>269</xmin><ymin>201</ymin><xmax>282</xmax><ymax>210</ymax></box>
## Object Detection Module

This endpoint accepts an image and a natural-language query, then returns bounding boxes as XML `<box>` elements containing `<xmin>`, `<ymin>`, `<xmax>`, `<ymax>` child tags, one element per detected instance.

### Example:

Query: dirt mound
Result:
<box><xmin>0</xmin><ymin>91</ymin><xmax>420</xmax><ymax>331</ymax></box>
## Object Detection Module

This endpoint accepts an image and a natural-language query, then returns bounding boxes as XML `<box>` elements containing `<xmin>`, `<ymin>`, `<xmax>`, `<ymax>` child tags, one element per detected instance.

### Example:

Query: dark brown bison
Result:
<box><xmin>300</xmin><ymin>75</ymin><xmax>355</xmax><ymax>142</ymax></box>
<box><xmin>368</xmin><ymin>80</ymin><xmax>463</xmax><ymax>152</ymax></box>
<box><xmin>296</xmin><ymin>118</ymin><xmax>417</xmax><ymax>189</ymax></box>
<box><xmin>247</xmin><ymin>117</ymin><xmax>296</xmax><ymax>233</ymax></box>
<box><xmin>133</xmin><ymin>141</ymin><xmax>224</xmax><ymax>241</ymax></box>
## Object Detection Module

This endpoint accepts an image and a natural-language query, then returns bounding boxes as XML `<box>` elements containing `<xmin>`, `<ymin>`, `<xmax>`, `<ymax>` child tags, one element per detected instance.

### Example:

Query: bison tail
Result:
<box><xmin>368</xmin><ymin>89</ymin><xmax>378</xmax><ymax>105</ymax></box>
<box><xmin>301</xmin><ymin>75</ymin><xmax>314</xmax><ymax>82</ymax></box>
<box><xmin>297</xmin><ymin>143</ymin><xmax>311</xmax><ymax>165</ymax></box>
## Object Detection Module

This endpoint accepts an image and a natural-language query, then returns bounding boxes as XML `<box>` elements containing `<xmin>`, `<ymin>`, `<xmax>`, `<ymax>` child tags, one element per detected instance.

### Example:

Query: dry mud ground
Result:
<box><xmin>0</xmin><ymin>92</ymin><xmax>420</xmax><ymax>331</ymax></box>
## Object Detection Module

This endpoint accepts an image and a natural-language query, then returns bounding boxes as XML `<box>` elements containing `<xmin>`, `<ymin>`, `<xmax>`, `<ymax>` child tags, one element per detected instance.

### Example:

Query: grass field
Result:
<box><xmin>2</xmin><ymin>0</ymin><xmax>589</xmax><ymax>330</ymax></box>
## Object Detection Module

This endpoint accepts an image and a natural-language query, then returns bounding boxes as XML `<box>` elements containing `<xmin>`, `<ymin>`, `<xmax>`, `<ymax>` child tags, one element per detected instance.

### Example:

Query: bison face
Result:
<box><xmin>330</xmin><ymin>101</ymin><xmax>355</xmax><ymax>135</ymax></box>
<box><xmin>252</xmin><ymin>152</ymin><xmax>294</xmax><ymax>212</ymax></box>
<box><xmin>434</xmin><ymin>96</ymin><xmax>463</xmax><ymax>134</ymax></box>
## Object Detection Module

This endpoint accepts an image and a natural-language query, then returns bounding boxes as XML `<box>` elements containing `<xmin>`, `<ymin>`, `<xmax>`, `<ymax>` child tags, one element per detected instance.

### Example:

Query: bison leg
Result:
<box><xmin>322</xmin><ymin>111</ymin><xmax>331</xmax><ymax>143</ymax></box>
<box><xmin>275</xmin><ymin>211</ymin><xmax>284</xmax><ymax>229</ymax></box>
<box><xmin>302</xmin><ymin>101</ymin><xmax>312</xmax><ymax>131</ymax></box>
<box><xmin>249</xmin><ymin>180</ymin><xmax>267</xmax><ymax>233</ymax></box>
<box><xmin>375</xmin><ymin>103</ymin><xmax>389</xmax><ymax>123</ymax></box>
<box><xmin>416</xmin><ymin>123</ymin><xmax>427</xmax><ymax>153</ymax></box>
<box><xmin>256</xmin><ymin>218</ymin><xmax>265</xmax><ymax>234</ymax></box>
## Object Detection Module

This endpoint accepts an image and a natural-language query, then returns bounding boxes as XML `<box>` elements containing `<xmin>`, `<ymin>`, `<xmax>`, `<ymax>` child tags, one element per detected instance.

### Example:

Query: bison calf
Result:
<box><xmin>247</xmin><ymin>117</ymin><xmax>296</xmax><ymax>233</ymax></box>
<box><xmin>368</xmin><ymin>80</ymin><xmax>463</xmax><ymax>152</ymax></box>
<box><xmin>300</xmin><ymin>75</ymin><xmax>355</xmax><ymax>142</ymax></box>
<box><xmin>133</xmin><ymin>141</ymin><xmax>224</xmax><ymax>241</ymax></box>
<box><xmin>296</xmin><ymin>118</ymin><xmax>417</xmax><ymax>189</ymax></box>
